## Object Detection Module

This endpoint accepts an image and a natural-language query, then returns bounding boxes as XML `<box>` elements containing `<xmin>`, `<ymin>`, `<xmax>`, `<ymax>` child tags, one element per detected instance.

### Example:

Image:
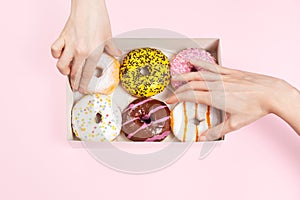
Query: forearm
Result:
<box><xmin>270</xmin><ymin>80</ymin><xmax>300</xmax><ymax>135</ymax></box>
<box><xmin>70</xmin><ymin>0</ymin><xmax>108</xmax><ymax>18</ymax></box>
<box><xmin>71</xmin><ymin>0</ymin><xmax>106</xmax><ymax>8</ymax></box>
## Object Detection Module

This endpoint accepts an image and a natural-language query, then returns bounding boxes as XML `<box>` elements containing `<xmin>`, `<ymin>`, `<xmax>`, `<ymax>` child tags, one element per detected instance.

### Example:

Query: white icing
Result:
<box><xmin>171</xmin><ymin>102</ymin><xmax>222</xmax><ymax>142</ymax></box>
<box><xmin>71</xmin><ymin>94</ymin><xmax>121</xmax><ymax>142</ymax></box>
<box><xmin>87</xmin><ymin>53</ymin><xmax>118</xmax><ymax>94</ymax></box>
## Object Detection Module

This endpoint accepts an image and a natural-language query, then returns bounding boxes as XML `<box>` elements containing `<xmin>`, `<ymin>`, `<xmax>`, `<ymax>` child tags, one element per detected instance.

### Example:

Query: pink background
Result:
<box><xmin>1</xmin><ymin>0</ymin><xmax>300</xmax><ymax>199</ymax></box>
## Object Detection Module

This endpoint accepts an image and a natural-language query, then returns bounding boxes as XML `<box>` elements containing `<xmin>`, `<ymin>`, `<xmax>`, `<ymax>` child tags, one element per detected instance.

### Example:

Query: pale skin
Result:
<box><xmin>166</xmin><ymin>60</ymin><xmax>300</xmax><ymax>141</ymax></box>
<box><xmin>51</xmin><ymin>0</ymin><xmax>300</xmax><ymax>140</ymax></box>
<box><xmin>51</xmin><ymin>0</ymin><xmax>121</xmax><ymax>93</ymax></box>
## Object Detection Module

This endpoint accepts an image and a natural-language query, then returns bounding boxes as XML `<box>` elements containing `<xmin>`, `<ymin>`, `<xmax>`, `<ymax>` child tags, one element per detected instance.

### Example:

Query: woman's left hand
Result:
<box><xmin>166</xmin><ymin>60</ymin><xmax>300</xmax><ymax>140</ymax></box>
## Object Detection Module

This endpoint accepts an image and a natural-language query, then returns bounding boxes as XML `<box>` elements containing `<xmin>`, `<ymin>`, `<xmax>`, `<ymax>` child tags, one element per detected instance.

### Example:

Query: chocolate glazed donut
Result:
<box><xmin>121</xmin><ymin>98</ymin><xmax>171</xmax><ymax>142</ymax></box>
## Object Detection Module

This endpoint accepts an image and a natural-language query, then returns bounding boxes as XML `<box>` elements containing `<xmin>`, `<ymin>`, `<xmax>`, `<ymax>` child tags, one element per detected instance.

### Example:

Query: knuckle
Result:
<box><xmin>57</xmin><ymin>66</ymin><xmax>68</xmax><ymax>75</ymax></box>
<box><xmin>51</xmin><ymin>44</ymin><xmax>58</xmax><ymax>51</ymax></box>
<box><xmin>56</xmin><ymin>62</ymin><xmax>63</xmax><ymax>70</ymax></box>
<box><xmin>74</xmin><ymin>45</ymin><xmax>89</xmax><ymax>57</ymax></box>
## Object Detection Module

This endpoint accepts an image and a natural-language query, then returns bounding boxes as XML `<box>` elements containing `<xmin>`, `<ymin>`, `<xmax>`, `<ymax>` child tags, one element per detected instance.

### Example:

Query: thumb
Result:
<box><xmin>199</xmin><ymin>118</ymin><xmax>231</xmax><ymax>141</ymax></box>
<box><xmin>51</xmin><ymin>37</ymin><xmax>65</xmax><ymax>59</ymax></box>
<box><xmin>104</xmin><ymin>40</ymin><xmax>122</xmax><ymax>57</ymax></box>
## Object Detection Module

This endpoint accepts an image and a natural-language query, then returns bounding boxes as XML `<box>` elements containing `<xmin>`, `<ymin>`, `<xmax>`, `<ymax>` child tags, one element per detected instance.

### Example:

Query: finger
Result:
<box><xmin>172</xmin><ymin>71</ymin><xmax>223</xmax><ymax>82</ymax></box>
<box><xmin>70</xmin><ymin>57</ymin><xmax>86</xmax><ymax>91</ymax></box>
<box><xmin>199</xmin><ymin>119</ymin><xmax>231</xmax><ymax>141</ymax></box>
<box><xmin>175</xmin><ymin>81</ymin><xmax>209</xmax><ymax>93</ymax></box>
<box><xmin>174</xmin><ymin>81</ymin><xmax>224</xmax><ymax>93</ymax></box>
<box><xmin>56</xmin><ymin>47</ymin><xmax>73</xmax><ymax>75</ymax></box>
<box><xmin>166</xmin><ymin>90</ymin><xmax>212</xmax><ymax>105</ymax></box>
<box><xmin>190</xmin><ymin>59</ymin><xmax>231</xmax><ymax>74</ymax></box>
<box><xmin>79</xmin><ymin>45</ymin><xmax>104</xmax><ymax>93</ymax></box>
<box><xmin>51</xmin><ymin>37</ymin><xmax>64</xmax><ymax>59</ymax></box>
<box><xmin>104</xmin><ymin>40</ymin><xmax>122</xmax><ymax>57</ymax></box>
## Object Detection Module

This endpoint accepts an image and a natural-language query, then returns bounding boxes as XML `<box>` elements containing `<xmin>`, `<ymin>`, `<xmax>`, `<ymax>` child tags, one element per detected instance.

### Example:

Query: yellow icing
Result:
<box><xmin>120</xmin><ymin>48</ymin><xmax>170</xmax><ymax>97</ymax></box>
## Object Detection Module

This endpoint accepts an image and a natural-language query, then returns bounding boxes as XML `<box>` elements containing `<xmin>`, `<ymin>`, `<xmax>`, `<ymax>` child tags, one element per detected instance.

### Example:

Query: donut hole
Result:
<box><xmin>94</xmin><ymin>68</ymin><xmax>103</xmax><ymax>78</ymax></box>
<box><xmin>190</xmin><ymin>66</ymin><xmax>198</xmax><ymax>72</ymax></box>
<box><xmin>140</xmin><ymin>66</ymin><xmax>150</xmax><ymax>76</ymax></box>
<box><xmin>141</xmin><ymin>115</ymin><xmax>152</xmax><ymax>124</ymax></box>
<box><xmin>95</xmin><ymin>113</ymin><xmax>102</xmax><ymax>124</ymax></box>
<box><xmin>193</xmin><ymin>118</ymin><xmax>204</xmax><ymax>125</ymax></box>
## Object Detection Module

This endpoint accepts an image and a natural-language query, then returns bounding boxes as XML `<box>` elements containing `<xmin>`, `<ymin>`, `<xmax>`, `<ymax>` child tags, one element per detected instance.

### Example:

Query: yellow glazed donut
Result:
<box><xmin>120</xmin><ymin>48</ymin><xmax>170</xmax><ymax>98</ymax></box>
<box><xmin>87</xmin><ymin>53</ymin><xmax>120</xmax><ymax>94</ymax></box>
<box><xmin>71</xmin><ymin>94</ymin><xmax>122</xmax><ymax>141</ymax></box>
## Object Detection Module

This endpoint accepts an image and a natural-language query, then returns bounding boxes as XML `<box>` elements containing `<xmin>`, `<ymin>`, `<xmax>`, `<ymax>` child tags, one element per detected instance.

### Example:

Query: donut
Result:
<box><xmin>121</xmin><ymin>98</ymin><xmax>171</xmax><ymax>142</ymax></box>
<box><xmin>170</xmin><ymin>48</ymin><xmax>216</xmax><ymax>88</ymax></box>
<box><xmin>86</xmin><ymin>53</ymin><xmax>120</xmax><ymax>94</ymax></box>
<box><xmin>171</xmin><ymin>102</ymin><xmax>222</xmax><ymax>142</ymax></box>
<box><xmin>120</xmin><ymin>48</ymin><xmax>170</xmax><ymax>98</ymax></box>
<box><xmin>72</xmin><ymin>94</ymin><xmax>121</xmax><ymax>141</ymax></box>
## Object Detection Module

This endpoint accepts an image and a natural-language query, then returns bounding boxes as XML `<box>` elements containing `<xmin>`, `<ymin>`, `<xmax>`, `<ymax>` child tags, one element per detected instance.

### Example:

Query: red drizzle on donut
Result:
<box><xmin>183</xmin><ymin>102</ymin><xmax>188</xmax><ymax>142</ymax></box>
<box><xmin>206</xmin><ymin>106</ymin><xmax>211</xmax><ymax>128</ymax></box>
<box><xmin>195</xmin><ymin>103</ymin><xmax>199</xmax><ymax>142</ymax></box>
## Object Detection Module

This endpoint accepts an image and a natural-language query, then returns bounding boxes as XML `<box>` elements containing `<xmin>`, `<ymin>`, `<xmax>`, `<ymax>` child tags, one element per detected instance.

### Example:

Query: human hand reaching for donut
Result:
<box><xmin>166</xmin><ymin>60</ymin><xmax>300</xmax><ymax>140</ymax></box>
<box><xmin>51</xmin><ymin>0</ymin><xmax>121</xmax><ymax>93</ymax></box>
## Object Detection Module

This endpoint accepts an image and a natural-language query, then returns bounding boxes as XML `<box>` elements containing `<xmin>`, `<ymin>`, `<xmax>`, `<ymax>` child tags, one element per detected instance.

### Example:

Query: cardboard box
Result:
<box><xmin>67</xmin><ymin>38</ymin><xmax>223</xmax><ymax>142</ymax></box>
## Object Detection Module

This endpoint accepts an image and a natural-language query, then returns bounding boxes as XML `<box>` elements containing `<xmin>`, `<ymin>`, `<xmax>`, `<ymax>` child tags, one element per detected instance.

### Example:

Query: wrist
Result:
<box><xmin>70</xmin><ymin>0</ymin><xmax>106</xmax><ymax>17</ymax></box>
<box><xmin>270</xmin><ymin>79</ymin><xmax>300</xmax><ymax>123</ymax></box>
<box><xmin>270</xmin><ymin>79</ymin><xmax>294</xmax><ymax>113</ymax></box>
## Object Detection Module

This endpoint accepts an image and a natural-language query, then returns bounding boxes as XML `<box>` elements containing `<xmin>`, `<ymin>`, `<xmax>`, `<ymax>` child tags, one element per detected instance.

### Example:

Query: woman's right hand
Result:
<box><xmin>51</xmin><ymin>0</ymin><xmax>121</xmax><ymax>93</ymax></box>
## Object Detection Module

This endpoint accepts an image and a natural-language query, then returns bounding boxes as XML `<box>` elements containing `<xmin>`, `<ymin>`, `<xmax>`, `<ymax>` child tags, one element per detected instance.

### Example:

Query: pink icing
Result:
<box><xmin>170</xmin><ymin>48</ymin><xmax>216</xmax><ymax>88</ymax></box>
<box><xmin>123</xmin><ymin>106</ymin><xmax>167</xmax><ymax>126</ymax></box>
<box><xmin>145</xmin><ymin>131</ymin><xmax>170</xmax><ymax>142</ymax></box>
<box><xmin>126</xmin><ymin>116</ymin><xmax>170</xmax><ymax>139</ymax></box>
<box><xmin>122</xmin><ymin>98</ymin><xmax>153</xmax><ymax>113</ymax></box>
<box><xmin>122</xmin><ymin>117</ymin><xmax>139</xmax><ymax>126</ymax></box>
<box><xmin>152</xmin><ymin>116</ymin><xmax>170</xmax><ymax>125</ymax></box>
<box><xmin>127</xmin><ymin>123</ymin><xmax>148</xmax><ymax>139</ymax></box>
<box><xmin>142</xmin><ymin>105</ymin><xmax>167</xmax><ymax>119</ymax></box>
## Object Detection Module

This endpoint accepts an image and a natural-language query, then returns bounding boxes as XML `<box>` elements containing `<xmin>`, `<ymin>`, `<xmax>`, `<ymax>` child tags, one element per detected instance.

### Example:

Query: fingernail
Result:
<box><xmin>199</xmin><ymin>136</ymin><xmax>207</xmax><ymax>142</ymax></box>
<box><xmin>165</xmin><ymin>98</ymin><xmax>171</xmax><ymax>103</ymax></box>
<box><xmin>165</xmin><ymin>96</ymin><xmax>174</xmax><ymax>104</ymax></box>
<box><xmin>172</xmin><ymin>75</ymin><xmax>180</xmax><ymax>81</ymax></box>
<box><xmin>79</xmin><ymin>88</ymin><xmax>84</xmax><ymax>94</ymax></box>
<box><xmin>118</xmin><ymin>49</ymin><xmax>123</xmax><ymax>56</ymax></box>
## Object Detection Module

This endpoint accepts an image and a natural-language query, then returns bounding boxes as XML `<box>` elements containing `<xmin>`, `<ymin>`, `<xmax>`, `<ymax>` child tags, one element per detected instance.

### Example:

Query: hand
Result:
<box><xmin>51</xmin><ymin>0</ymin><xmax>121</xmax><ymax>93</ymax></box>
<box><xmin>166</xmin><ymin>59</ymin><xmax>300</xmax><ymax>140</ymax></box>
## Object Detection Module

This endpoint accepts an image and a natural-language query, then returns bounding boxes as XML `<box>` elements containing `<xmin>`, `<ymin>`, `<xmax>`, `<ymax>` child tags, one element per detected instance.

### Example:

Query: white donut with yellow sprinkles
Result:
<box><xmin>72</xmin><ymin>94</ymin><xmax>121</xmax><ymax>141</ymax></box>
<box><xmin>171</xmin><ymin>102</ymin><xmax>222</xmax><ymax>142</ymax></box>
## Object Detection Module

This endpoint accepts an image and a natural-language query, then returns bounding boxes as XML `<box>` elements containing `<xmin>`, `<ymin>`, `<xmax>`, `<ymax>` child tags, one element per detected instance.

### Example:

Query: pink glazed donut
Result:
<box><xmin>170</xmin><ymin>48</ymin><xmax>217</xmax><ymax>88</ymax></box>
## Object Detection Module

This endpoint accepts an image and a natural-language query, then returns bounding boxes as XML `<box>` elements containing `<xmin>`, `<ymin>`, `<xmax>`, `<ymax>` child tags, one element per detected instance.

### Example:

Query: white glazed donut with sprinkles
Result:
<box><xmin>72</xmin><ymin>94</ymin><xmax>121</xmax><ymax>141</ymax></box>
